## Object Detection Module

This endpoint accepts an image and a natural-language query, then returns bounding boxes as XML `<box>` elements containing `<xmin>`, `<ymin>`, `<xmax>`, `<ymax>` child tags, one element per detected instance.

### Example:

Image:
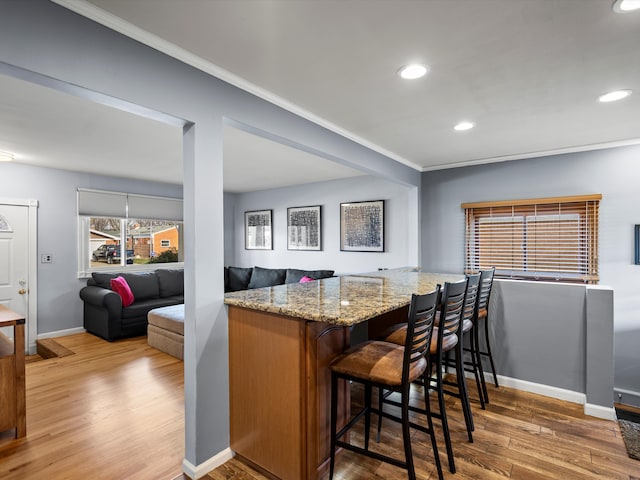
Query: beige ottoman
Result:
<box><xmin>147</xmin><ymin>304</ymin><xmax>184</xmax><ymax>360</ymax></box>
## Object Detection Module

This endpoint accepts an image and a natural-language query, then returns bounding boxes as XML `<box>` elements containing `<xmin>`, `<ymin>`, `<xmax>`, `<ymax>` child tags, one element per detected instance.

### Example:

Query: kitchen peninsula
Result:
<box><xmin>224</xmin><ymin>270</ymin><xmax>462</xmax><ymax>480</ymax></box>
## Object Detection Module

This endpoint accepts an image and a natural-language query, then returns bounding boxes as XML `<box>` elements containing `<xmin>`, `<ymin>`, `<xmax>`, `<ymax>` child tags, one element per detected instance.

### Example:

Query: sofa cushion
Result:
<box><xmin>165</xmin><ymin>295</ymin><xmax>184</xmax><ymax>304</ymax></box>
<box><xmin>90</xmin><ymin>272</ymin><xmax>118</xmax><ymax>289</ymax></box>
<box><xmin>110</xmin><ymin>276</ymin><xmax>135</xmax><ymax>307</ymax></box>
<box><xmin>121</xmin><ymin>272</ymin><xmax>160</xmax><ymax>301</ymax></box>
<box><xmin>285</xmin><ymin>269</ymin><xmax>335</xmax><ymax>284</ymax></box>
<box><xmin>248</xmin><ymin>266</ymin><xmax>286</xmax><ymax>289</ymax></box>
<box><xmin>156</xmin><ymin>269</ymin><xmax>184</xmax><ymax>297</ymax></box>
<box><xmin>121</xmin><ymin>298</ymin><xmax>181</xmax><ymax>320</ymax></box>
<box><xmin>227</xmin><ymin>266</ymin><xmax>253</xmax><ymax>292</ymax></box>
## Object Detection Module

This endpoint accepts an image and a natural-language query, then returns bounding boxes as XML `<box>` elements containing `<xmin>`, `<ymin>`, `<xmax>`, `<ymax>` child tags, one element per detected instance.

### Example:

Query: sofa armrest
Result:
<box><xmin>79</xmin><ymin>285</ymin><xmax>122</xmax><ymax>316</ymax></box>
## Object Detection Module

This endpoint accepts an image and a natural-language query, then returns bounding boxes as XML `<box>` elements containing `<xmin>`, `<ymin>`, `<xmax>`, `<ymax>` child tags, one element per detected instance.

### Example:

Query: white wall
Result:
<box><xmin>223</xmin><ymin>192</ymin><xmax>237</xmax><ymax>265</ymax></box>
<box><xmin>0</xmin><ymin>162</ymin><xmax>183</xmax><ymax>335</ymax></box>
<box><xmin>230</xmin><ymin>175</ymin><xmax>419</xmax><ymax>274</ymax></box>
<box><xmin>422</xmin><ymin>143</ymin><xmax>640</xmax><ymax>408</ymax></box>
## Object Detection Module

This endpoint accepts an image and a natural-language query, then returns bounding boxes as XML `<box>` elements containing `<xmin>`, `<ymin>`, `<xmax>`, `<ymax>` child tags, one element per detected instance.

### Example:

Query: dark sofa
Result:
<box><xmin>79</xmin><ymin>269</ymin><xmax>184</xmax><ymax>341</ymax></box>
<box><xmin>80</xmin><ymin>266</ymin><xmax>333</xmax><ymax>342</ymax></box>
<box><xmin>225</xmin><ymin>266</ymin><xmax>335</xmax><ymax>292</ymax></box>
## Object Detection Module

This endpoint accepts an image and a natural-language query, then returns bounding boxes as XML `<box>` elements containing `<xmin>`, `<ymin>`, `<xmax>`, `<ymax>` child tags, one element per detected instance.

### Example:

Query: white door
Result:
<box><xmin>0</xmin><ymin>202</ymin><xmax>34</xmax><ymax>352</ymax></box>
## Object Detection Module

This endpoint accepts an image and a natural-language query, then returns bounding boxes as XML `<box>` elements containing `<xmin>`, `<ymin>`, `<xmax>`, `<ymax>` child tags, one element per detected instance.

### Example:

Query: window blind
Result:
<box><xmin>462</xmin><ymin>194</ymin><xmax>601</xmax><ymax>284</ymax></box>
<box><xmin>77</xmin><ymin>189</ymin><xmax>127</xmax><ymax>218</ymax></box>
<box><xmin>77</xmin><ymin>188</ymin><xmax>183</xmax><ymax>221</ymax></box>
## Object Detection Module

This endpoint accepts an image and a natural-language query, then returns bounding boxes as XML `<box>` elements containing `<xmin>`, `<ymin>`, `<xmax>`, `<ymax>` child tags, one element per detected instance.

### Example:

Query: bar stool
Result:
<box><xmin>380</xmin><ymin>278</ymin><xmax>469</xmax><ymax>474</ymax></box>
<box><xmin>472</xmin><ymin>267</ymin><xmax>498</xmax><ymax>403</ymax></box>
<box><xmin>444</xmin><ymin>273</ymin><xmax>485</xmax><ymax>409</ymax></box>
<box><xmin>328</xmin><ymin>287</ymin><xmax>444</xmax><ymax>480</ymax></box>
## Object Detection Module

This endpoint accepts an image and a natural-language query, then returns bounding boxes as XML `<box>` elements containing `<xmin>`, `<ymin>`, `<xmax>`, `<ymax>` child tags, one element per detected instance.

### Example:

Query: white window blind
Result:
<box><xmin>127</xmin><ymin>193</ymin><xmax>183</xmax><ymax>221</ymax></box>
<box><xmin>77</xmin><ymin>188</ymin><xmax>183</xmax><ymax>221</ymax></box>
<box><xmin>77</xmin><ymin>189</ymin><xmax>128</xmax><ymax>217</ymax></box>
<box><xmin>463</xmin><ymin>194</ymin><xmax>601</xmax><ymax>283</ymax></box>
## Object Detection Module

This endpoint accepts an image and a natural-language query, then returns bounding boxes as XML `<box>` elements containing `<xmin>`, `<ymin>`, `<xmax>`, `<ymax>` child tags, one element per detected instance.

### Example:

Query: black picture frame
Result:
<box><xmin>340</xmin><ymin>200</ymin><xmax>385</xmax><ymax>252</ymax></box>
<box><xmin>635</xmin><ymin>224</ymin><xmax>640</xmax><ymax>265</ymax></box>
<box><xmin>245</xmin><ymin>209</ymin><xmax>272</xmax><ymax>250</ymax></box>
<box><xmin>287</xmin><ymin>205</ymin><xmax>322</xmax><ymax>251</ymax></box>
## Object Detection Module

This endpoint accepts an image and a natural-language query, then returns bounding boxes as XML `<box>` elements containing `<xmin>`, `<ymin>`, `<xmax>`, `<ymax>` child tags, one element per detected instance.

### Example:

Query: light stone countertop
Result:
<box><xmin>223</xmin><ymin>270</ymin><xmax>464</xmax><ymax>326</ymax></box>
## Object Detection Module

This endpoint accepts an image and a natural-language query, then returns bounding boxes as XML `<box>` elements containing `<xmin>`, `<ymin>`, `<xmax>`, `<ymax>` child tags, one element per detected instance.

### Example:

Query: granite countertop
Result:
<box><xmin>223</xmin><ymin>270</ymin><xmax>463</xmax><ymax>326</ymax></box>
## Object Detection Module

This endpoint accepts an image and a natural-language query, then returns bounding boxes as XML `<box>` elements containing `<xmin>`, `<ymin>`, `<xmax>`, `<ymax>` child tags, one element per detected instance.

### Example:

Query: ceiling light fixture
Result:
<box><xmin>0</xmin><ymin>151</ymin><xmax>14</xmax><ymax>162</ymax></box>
<box><xmin>454</xmin><ymin>121</ymin><xmax>475</xmax><ymax>131</ymax></box>
<box><xmin>613</xmin><ymin>0</ymin><xmax>640</xmax><ymax>12</ymax></box>
<box><xmin>598</xmin><ymin>89</ymin><xmax>632</xmax><ymax>102</ymax></box>
<box><xmin>397</xmin><ymin>64</ymin><xmax>429</xmax><ymax>80</ymax></box>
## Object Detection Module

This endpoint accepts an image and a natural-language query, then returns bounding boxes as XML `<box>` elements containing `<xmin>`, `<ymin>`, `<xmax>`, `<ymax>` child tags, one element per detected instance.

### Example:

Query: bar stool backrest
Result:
<box><xmin>403</xmin><ymin>287</ymin><xmax>441</xmax><ymax>381</ymax></box>
<box><xmin>477</xmin><ymin>267</ymin><xmax>496</xmax><ymax>314</ymax></box>
<box><xmin>436</xmin><ymin>278</ymin><xmax>468</xmax><ymax>354</ymax></box>
<box><xmin>463</xmin><ymin>273</ymin><xmax>481</xmax><ymax>323</ymax></box>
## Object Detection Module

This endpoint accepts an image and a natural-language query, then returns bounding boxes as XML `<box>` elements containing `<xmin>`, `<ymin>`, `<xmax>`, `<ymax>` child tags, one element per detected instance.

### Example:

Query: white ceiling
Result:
<box><xmin>2</xmin><ymin>0</ymin><xmax>639</xmax><ymax>191</ymax></box>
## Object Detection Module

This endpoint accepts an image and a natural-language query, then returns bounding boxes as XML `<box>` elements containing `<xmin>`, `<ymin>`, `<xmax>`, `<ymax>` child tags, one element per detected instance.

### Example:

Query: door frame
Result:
<box><xmin>0</xmin><ymin>197</ymin><xmax>38</xmax><ymax>353</ymax></box>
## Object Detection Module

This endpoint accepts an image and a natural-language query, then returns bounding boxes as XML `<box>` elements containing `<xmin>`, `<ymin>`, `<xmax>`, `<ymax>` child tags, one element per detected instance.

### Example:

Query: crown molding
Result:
<box><xmin>421</xmin><ymin>137</ymin><xmax>640</xmax><ymax>172</ymax></box>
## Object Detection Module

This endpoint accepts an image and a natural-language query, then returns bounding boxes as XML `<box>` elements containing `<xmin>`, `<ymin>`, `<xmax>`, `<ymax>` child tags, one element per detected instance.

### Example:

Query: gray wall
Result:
<box><xmin>230</xmin><ymin>175</ymin><xmax>419</xmax><ymax>273</ymax></box>
<box><xmin>0</xmin><ymin>162</ymin><xmax>183</xmax><ymax>334</ymax></box>
<box><xmin>486</xmin><ymin>279</ymin><xmax>613</xmax><ymax>410</ymax></box>
<box><xmin>422</xmin><ymin>143</ymin><xmax>640</xmax><ymax>407</ymax></box>
<box><xmin>1</xmin><ymin>0</ymin><xmax>419</xmax><ymax>470</ymax></box>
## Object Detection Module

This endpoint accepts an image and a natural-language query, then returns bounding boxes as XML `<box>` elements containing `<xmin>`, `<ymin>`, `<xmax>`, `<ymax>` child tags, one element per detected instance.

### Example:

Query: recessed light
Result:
<box><xmin>613</xmin><ymin>0</ymin><xmax>640</xmax><ymax>12</ymax></box>
<box><xmin>598</xmin><ymin>89</ymin><xmax>632</xmax><ymax>102</ymax></box>
<box><xmin>0</xmin><ymin>151</ymin><xmax>14</xmax><ymax>162</ymax></box>
<box><xmin>397</xmin><ymin>64</ymin><xmax>429</xmax><ymax>80</ymax></box>
<box><xmin>454</xmin><ymin>121</ymin><xmax>475</xmax><ymax>131</ymax></box>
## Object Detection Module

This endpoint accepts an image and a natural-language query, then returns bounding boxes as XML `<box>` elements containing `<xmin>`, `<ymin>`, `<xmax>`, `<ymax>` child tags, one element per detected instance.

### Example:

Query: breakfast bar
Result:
<box><xmin>224</xmin><ymin>270</ymin><xmax>462</xmax><ymax>480</ymax></box>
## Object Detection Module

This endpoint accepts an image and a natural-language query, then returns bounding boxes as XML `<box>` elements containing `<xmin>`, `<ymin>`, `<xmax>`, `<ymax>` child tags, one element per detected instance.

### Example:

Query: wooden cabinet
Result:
<box><xmin>0</xmin><ymin>305</ymin><xmax>26</xmax><ymax>438</ymax></box>
<box><xmin>228</xmin><ymin>306</ymin><xmax>350</xmax><ymax>480</ymax></box>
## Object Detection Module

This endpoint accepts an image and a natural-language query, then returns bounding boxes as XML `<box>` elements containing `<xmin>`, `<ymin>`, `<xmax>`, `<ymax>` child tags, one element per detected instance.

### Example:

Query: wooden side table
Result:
<box><xmin>0</xmin><ymin>305</ymin><xmax>26</xmax><ymax>438</ymax></box>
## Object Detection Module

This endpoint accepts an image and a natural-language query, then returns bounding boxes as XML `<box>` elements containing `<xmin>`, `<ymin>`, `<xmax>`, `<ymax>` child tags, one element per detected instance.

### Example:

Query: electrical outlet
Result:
<box><xmin>41</xmin><ymin>254</ymin><xmax>52</xmax><ymax>263</ymax></box>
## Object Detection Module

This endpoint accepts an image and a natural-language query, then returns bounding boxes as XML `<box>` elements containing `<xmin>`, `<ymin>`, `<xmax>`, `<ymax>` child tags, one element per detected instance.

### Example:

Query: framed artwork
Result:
<box><xmin>245</xmin><ymin>209</ymin><xmax>272</xmax><ymax>250</ymax></box>
<box><xmin>635</xmin><ymin>224</ymin><xmax>640</xmax><ymax>265</ymax></box>
<box><xmin>340</xmin><ymin>200</ymin><xmax>385</xmax><ymax>252</ymax></box>
<box><xmin>287</xmin><ymin>205</ymin><xmax>322</xmax><ymax>251</ymax></box>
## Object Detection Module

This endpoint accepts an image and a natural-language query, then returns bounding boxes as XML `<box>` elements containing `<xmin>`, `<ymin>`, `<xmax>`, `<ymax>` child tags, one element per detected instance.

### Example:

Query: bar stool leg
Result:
<box><xmin>364</xmin><ymin>384</ymin><xmax>372</xmax><ymax>450</ymax></box>
<box><xmin>484</xmin><ymin>316</ymin><xmax>499</xmax><ymax>388</ymax></box>
<box><xmin>434</xmin><ymin>363</ymin><xmax>456</xmax><ymax>473</ymax></box>
<box><xmin>455</xmin><ymin>342</ymin><xmax>474</xmax><ymax>440</ymax></box>
<box><xmin>469</xmin><ymin>326</ymin><xmax>487</xmax><ymax>408</ymax></box>
<box><xmin>329</xmin><ymin>373</ymin><xmax>338</xmax><ymax>480</ymax></box>
<box><xmin>401</xmin><ymin>384</ymin><xmax>417</xmax><ymax>480</ymax></box>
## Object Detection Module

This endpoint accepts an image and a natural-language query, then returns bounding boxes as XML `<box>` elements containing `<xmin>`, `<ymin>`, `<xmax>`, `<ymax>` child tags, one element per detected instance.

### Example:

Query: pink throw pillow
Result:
<box><xmin>299</xmin><ymin>275</ymin><xmax>315</xmax><ymax>283</ymax></box>
<box><xmin>110</xmin><ymin>276</ymin><xmax>135</xmax><ymax>307</ymax></box>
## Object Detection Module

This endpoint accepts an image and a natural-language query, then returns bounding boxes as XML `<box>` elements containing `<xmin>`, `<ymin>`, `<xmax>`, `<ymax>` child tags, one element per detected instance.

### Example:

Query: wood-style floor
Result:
<box><xmin>203</xmin><ymin>381</ymin><xmax>640</xmax><ymax>480</ymax></box>
<box><xmin>2</xmin><ymin>333</ymin><xmax>639</xmax><ymax>480</ymax></box>
<box><xmin>0</xmin><ymin>333</ymin><xmax>184</xmax><ymax>480</ymax></box>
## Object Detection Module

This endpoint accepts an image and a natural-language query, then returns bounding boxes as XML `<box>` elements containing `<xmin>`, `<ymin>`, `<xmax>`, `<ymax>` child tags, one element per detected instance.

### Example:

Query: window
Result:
<box><xmin>463</xmin><ymin>194</ymin><xmax>601</xmax><ymax>283</ymax></box>
<box><xmin>77</xmin><ymin>188</ymin><xmax>183</xmax><ymax>276</ymax></box>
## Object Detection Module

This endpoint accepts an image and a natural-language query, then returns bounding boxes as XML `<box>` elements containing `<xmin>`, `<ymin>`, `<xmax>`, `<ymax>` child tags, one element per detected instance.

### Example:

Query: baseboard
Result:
<box><xmin>37</xmin><ymin>327</ymin><xmax>86</xmax><ymax>339</ymax></box>
<box><xmin>585</xmin><ymin>403</ymin><xmax>616</xmax><ymax>421</ymax></box>
<box><xmin>491</xmin><ymin>374</ymin><xmax>587</xmax><ymax>405</ymax></box>
<box><xmin>481</xmin><ymin>372</ymin><xmax>614</xmax><ymax>420</ymax></box>
<box><xmin>614</xmin><ymin>387</ymin><xmax>640</xmax><ymax>409</ymax></box>
<box><xmin>182</xmin><ymin>448</ymin><xmax>234</xmax><ymax>479</ymax></box>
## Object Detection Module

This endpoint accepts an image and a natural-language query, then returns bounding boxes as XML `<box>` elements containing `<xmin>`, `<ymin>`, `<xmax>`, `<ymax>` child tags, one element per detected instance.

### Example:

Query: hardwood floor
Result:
<box><xmin>0</xmin><ymin>333</ymin><xmax>184</xmax><ymax>480</ymax></box>
<box><xmin>3</xmin><ymin>334</ymin><xmax>639</xmax><ymax>480</ymax></box>
<box><xmin>205</xmin><ymin>381</ymin><xmax>640</xmax><ymax>480</ymax></box>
